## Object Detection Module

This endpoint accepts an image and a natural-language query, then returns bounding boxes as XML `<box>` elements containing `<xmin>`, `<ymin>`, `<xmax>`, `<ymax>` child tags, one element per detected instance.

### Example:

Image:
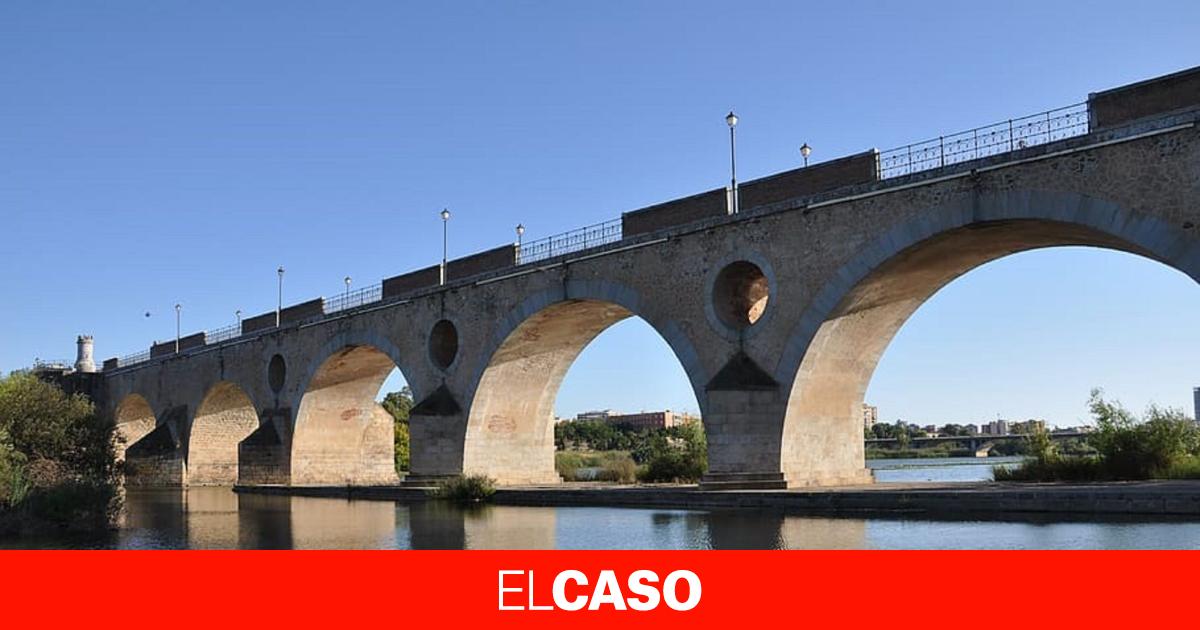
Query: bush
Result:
<box><xmin>595</xmin><ymin>452</ymin><xmax>638</xmax><ymax>484</ymax></box>
<box><xmin>555</xmin><ymin>451</ymin><xmax>585</xmax><ymax>481</ymax></box>
<box><xmin>0</xmin><ymin>372</ymin><xmax>120</xmax><ymax>534</ymax></box>
<box><xmin>430</xmin><ymin>474</ymin><xmax>497</xmax><ymax>504</ymax></box>
<box><xmin>996</xmin><ymin>389</ymin><xmax>1200</xmax><ymax>483</ymax></box>
<box><xmin>637</xmin><ymin>421</ymin><xmax>707</xmax><ymax>483</ymax></box>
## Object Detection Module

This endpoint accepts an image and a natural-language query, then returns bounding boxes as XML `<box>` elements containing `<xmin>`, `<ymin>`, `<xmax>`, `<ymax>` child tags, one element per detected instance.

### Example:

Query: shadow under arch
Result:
<box><xmin>462</xmin><ymin>280</ymin><xmax>707</xmax><ymax>485</ymax></box>
<box><xmin>113</xmin><ymin>393</ymin><xmax>157</xmax><ymax>463</ymax></box>
<box><xmin>187</xmin><ymin>381</ymin><xmax>259</xmax><ymax>486</ymax></box>
<box><xmin>292</xmin><ymin>332</ymin><xmax>415</xmax><ymax>486</ymax></box>
<box><xmin>775</xmin><ymin>189</ymin><xmax>1200</xmax><ymax>485</ymax></box>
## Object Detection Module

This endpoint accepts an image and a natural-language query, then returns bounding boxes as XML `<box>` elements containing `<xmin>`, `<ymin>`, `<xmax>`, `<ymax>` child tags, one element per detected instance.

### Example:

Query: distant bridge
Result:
<box><xmin>866</xmin><ymin>431</ymin><xmax>1089</xmax><ymax>456</ymax></box>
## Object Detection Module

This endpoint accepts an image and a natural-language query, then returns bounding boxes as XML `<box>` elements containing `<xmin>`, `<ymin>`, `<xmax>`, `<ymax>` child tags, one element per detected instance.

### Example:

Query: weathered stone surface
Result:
<box><xmin>94</xmin><ymin>68</ymin><xmax>1200</xmax><ymax>490</ymax></box>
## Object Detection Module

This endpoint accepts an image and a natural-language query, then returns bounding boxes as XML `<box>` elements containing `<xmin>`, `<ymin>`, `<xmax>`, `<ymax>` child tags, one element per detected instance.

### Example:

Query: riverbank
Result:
<box><xmin>234</xmin><ymin>479</ymin><xmax>1200</xmax><ymax>518</ymax></box>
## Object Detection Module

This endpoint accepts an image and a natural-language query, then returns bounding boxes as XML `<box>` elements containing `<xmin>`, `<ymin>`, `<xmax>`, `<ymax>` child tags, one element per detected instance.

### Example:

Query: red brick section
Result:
<box><xmin>622</xmin><ymin>188</ymin><xmax>729</xmax><ymax>237</ymax></box>
<box><xmin>447</xmin><ymin>244</ymin><xmax>516</xmax><ymax>281</ymax></box>
<box><xmin>1089</xmin><ymin>65</ymin><xmax>1200</xmax><ymax>129</ymax></box>
<box><xmin>240</xmin><ymin>298</ymin><xmax>325</xmax><ymax>334</ymax></box>
<box><xmin>150</xmin><ymin>332</ymin><xmax>205</xmax><ymax>357</ymax></box>
<box><xmin>739</xmin><ymin>149</ymin><xmax>879</xmax><ymax>209</ymax></box>
<box><xmin>382</xmin><ymin>265</ymin><xmax>441</xmax><ymax>299</ymax></box>
<box><xmin>621</xmin><ymin>150</ymin><xmax>880</xmax><ymax>238</ymax></box>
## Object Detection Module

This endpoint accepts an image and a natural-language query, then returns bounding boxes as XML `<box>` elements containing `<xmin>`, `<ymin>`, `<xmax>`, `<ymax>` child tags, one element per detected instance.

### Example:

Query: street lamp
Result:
<box><xmin>800</xmin><ymin>142</ymin><xmax>812</xmax><ymax>167</ymax></box>
<box><xmin>726</xmin><ymin>111</ymin><xmax>739</xmax><ymax>214</ymax></box>
<box><xmin>235</xmin><ymin>310</ymin><xmax>242</xmax><ymax>327</ymax></box>
<box><xmin>440</xmin><ymin>208</ymin><xmax>451</xmax><ymax>285</ymax></box>
<box><xmin>516</xmin><ymin>223</ymin><xmax>525</xmax><ymax>258</ymax></box>
<box><xmin>344</xmin><ymin>275</ymin><xmax>352</xmax><ymax>299</ymax></box>
<box><xmin>174</xmin><ymin>303</ymin><xmax>182</xmax><ymax>353</ymax></box>
<box><xmin>276</xmin><ymin>266</ymin><xmax>285</xmax><ymax>326</ymax></box>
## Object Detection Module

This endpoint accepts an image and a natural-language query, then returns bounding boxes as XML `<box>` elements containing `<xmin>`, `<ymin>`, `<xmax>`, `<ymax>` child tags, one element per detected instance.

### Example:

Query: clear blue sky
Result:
<box><xmin>2</xmin><ymin>2</ymin><xmax>1197</xmax><ymax>426</ymax></box>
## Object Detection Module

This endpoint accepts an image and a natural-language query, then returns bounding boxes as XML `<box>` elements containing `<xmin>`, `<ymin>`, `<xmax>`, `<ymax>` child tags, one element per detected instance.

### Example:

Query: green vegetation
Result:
<box><xmin>555</xmin><ymin>451</ymin><xmax>638</xmax><ymax>483</ymax></box>
<box><xmin>555</xmin><ymin>419</ymin><xmax>707</xmax><ymax>484</ymax></box>
<box><xmin>430</xmin><ymin>474</ymin><xmax>497</xmax><ymax>504</ymax></box>
<box><xmin>381</xmin><ymin>386</ymin><xmax>412</xmax><ymax>472</ymax></box>
<box><xmin>995</xmin><ymin>389</ymin><xmax>1200</xmax><ymax>482</ymax></box>
<box><xmin>0</xmin><ymin>372</ymin><xmax>121</xmax><ymax>536</ymax></box>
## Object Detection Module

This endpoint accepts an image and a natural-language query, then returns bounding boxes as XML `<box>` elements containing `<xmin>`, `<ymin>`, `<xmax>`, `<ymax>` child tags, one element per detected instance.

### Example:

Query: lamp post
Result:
<box><xmin>440</xmin><ymin>208</ymin><xmax>451</xmax><ymax>285</ymax></box>
<box><xmin>344</xmin><ymin>275</ymin><xmax>352</xmax><ymax>300</ymax></box>
<box><xmin>515</xmin><ymin>223</ymin><xmax>525</xmax><ymax>262</ymax></box>
<box><xmin>276</xmin><ymin>266</ymin><xmax>285</xmax><ymax>326</ymax></box>
<box><xmin>235</xmin><ymin>310</ymin><xmax>242</xmax><ymax>327</ymax></box>
<box><xmin>174</xmin><ymin>303</ymin><xmax>182</xmax><ymax>353</ymax></box>
<box><xmin>726</xmin><ymin>110</ymin><xmax>739</xmax><ymax>214</ymax></box>
<box><xmin>800</xmin><ymin>142</ymin><xmax>812</xmax><ymax>167</ymax></box>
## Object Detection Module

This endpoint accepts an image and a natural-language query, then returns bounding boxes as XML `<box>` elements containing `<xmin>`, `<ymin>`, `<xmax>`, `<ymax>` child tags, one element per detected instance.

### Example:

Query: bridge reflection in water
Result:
<box><xmin>117</xmin><ymin>489</ymin><xmax>867</xmax><ymax>550</ymax></box>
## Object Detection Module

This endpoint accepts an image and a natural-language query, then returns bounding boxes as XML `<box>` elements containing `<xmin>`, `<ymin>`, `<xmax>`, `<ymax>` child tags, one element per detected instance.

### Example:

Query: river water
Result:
<box><xmin>7</xmin><ymin>457</ymin><xmax>1200</xmax><ymax>549</ymax></box>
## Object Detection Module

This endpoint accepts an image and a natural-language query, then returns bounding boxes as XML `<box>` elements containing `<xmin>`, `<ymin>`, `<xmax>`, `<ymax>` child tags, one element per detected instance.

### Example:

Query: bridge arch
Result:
<box><xmin>776</xmin><ymin>189</ymin><xmax>1200</xmax><ymax>484</ymax></box>
<box><xmin>292</xmin><ymin>331</ymin><xmax>415</xmax><ymax>485</ymax></box>
<box><xmin>113</xmin><ymin>393</ymin><xmax>157</xmax><ymax>463</ymax></box>
<box><xmin>462</xmin><ymin>280</ymin><xmax>707</xmax><ymax>484</ymax></box>
<box><xmin>186</xmin><ymin>381</ymin><xmax>259</xmax><ymax>486</ymax></box>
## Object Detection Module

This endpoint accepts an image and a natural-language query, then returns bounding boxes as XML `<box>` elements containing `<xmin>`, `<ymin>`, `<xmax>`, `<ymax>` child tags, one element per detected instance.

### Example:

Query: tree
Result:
<box><xmin>0</xmin><ymin>372</ymin><xmax>116</xmax><ymax>484</ymax></box>
<box><xmin>382</xmin><ymin>386</ymin><xmax>413</xmax><ymax>471</ymax></box>
<box><xmin>0</xmin><ymin>372</ymin><xmax>119</xmax><ymax>531</ymax></box>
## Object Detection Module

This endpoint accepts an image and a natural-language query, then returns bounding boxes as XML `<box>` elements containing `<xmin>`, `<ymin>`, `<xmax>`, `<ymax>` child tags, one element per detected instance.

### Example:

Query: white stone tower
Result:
<box><xmin>75</xmin><ymin>335</ymin><xmax>96</xmax><ymax>373</ymax></box>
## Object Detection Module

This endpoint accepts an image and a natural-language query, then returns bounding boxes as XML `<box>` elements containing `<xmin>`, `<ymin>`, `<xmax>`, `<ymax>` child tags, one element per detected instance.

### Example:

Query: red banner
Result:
<box><xmin>3</xmin><ymin>551</ymin><xmax>1192</xmax><ymax>628</ymax></box>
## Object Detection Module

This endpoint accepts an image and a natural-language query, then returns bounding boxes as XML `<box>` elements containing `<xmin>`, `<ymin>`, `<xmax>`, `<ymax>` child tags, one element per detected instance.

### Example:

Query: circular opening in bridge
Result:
<box><xmin>712</xmin><ymin>261</ymin><xmax>769</xmax><ymax>329</ymax></box>
<box><xmin>268</xmin><ymin>354</ymin><xmax>286</xmax><ymax>393</ymax></box>
<box><xmin>429</xmin><ymin>319</ymin><xmax>459</xmax><ymax>370</ymax></box>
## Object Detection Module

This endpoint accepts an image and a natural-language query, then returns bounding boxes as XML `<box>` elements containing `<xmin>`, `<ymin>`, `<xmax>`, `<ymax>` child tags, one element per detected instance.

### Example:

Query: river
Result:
<box><xmin>6</xmin><ymin>457</ymin><xmax>1200</xmax><ymax>549</ymax></box>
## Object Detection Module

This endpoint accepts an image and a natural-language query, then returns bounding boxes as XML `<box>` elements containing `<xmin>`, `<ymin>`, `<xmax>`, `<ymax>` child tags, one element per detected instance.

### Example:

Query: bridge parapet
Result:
<box><xmin>1089</xmin><ymin>65</ymin><xmax>1200</xmax><ymax>129</ymax></box>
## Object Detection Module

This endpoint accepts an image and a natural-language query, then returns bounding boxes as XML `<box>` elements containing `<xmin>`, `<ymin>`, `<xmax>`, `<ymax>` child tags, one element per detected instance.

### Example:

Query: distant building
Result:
<box><xmin>964</xmin><ymin>424</ymin><xmax>979</xmax><ymax>435</ymax></box>
<box><xmin>862</xmin><ymin>404</ymin><xmax>878</xmax><ymax>430</ymax></box>
<box><xmin>1010</xmin><ymin>419</ymin><xmax>1046</xmax><ymax>434</ymax></box>
<box><xmin>1194</xmin><ymin>387</ymin><xmax>1200</xmax><ymax>422</ymax></box>
<box><xmin>576</xmin><ymin>409</ymin><xmax>617</xmax><ymax>422</ymax></box>
<box><xmin>981</xmin><ymin>420</ymin><xmax>1009</xmax><ymax>436</ymax></box>
<box><xmin>607</xmin><ymin>410</ymin><xmax>688</xmax><ymax>430</ymax></box>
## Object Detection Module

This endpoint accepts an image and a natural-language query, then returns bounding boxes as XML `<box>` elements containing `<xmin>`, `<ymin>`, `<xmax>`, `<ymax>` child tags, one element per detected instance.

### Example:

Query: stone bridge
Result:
<box><xmin>83</xmin><ymin>66</ymin><xmax>1200</xmax><ymax>490</ymax></box>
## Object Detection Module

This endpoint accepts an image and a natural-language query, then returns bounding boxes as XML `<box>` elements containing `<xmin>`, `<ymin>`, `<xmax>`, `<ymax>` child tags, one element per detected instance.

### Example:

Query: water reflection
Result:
<box><xmin>28</xmin><ymin>483</ymin><xmax>1200</xmax><ymax>550</ymax></box>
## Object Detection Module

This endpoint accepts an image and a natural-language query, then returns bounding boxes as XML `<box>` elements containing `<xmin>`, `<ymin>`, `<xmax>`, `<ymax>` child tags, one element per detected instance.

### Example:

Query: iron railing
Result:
<box><xmin>206</xmin><ymin>323</ymin><xmax>242</xmax><ymax>344</ymax></box>
<box><xmin>878</xmin><ymin>103</ymin><xmax>1089</xmax><ymax>179</ymax></box>
<box><xmin>325</xmin><ymin>283</ymin><xmax>383</xmax><ymax>314</ymax></box>
<box><xmin>118</xmin><ymin>349</ymin><xmax>151</xmax><ymax>367</ymax></box>
<box><xmin>516</xmin><ymin>217</ymin><xmax>623</xmax><ymax>265</ymax></box>
<box><xmin>32</xmin><ymin>358</ymin><xmax>72</xmax><ymax>370</ymax></box>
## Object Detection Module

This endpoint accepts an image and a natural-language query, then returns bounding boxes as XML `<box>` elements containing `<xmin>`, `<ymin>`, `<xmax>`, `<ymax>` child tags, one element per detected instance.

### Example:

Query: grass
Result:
<box><xmin>429</xmin><ymin>474</ymin><xmax>497</xmax><ymax>504</ymax></box>
<box><xmin>555</xmin><ymin>450</ymin><xmax>641</xmax><ymax>483</ymax></box>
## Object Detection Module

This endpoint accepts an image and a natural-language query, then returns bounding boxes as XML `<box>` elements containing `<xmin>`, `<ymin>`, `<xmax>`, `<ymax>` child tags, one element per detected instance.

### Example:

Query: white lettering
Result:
<box><xmin>663</xmin><ymin>570</ymin><xmax>702</xmax><ymax>611</ymax></box>
<box><xmin>552</xmin><ymin>569</ymin><xmax>589</xmax><ymax>611</ymax></box>
<box><xmin>625</xmin><ymin>570</ymin><xmax>661</xmax><ymax>611</ymax></box>
<box><xmin>498</xmin><ymin>570</ymin><xmax>524</xmax><ymax>611</ymax></box>
<box><xmin>587</xmin><ymin>570</ymin><xmax>628</xmax><ymax>611</ymax></box>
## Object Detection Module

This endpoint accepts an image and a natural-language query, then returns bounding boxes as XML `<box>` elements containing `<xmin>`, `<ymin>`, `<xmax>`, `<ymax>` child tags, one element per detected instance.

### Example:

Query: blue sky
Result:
<box><xmin>2</xmin><ymin>2</ymin><xmax>1197</xmax><ymax>426</ymax></box>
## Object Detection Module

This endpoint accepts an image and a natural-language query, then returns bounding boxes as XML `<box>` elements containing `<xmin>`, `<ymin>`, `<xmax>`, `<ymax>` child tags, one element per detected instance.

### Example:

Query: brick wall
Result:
<box><xmin>448</xmin><ymin>245</ymin><xmax>516</xmax><ymax>280</ymax></box>
<box><xmin>740</xmin><ymin>150</ymin><xmax>879</xmax><ymax>209</ymax></box>
<box><xmin>382</xmin><ymin>265</ymin><xmax>441</xmax><ymax>299</ymax></box>
<box><xmin>1090</xmin><ymin>65</ymin><xmax>1200</xmax><ymax>129</ymax></box>
<box><xmin>622</xmin><ymin>188</ymin><xmax>728</xmax><ymax>238</ymax></box>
